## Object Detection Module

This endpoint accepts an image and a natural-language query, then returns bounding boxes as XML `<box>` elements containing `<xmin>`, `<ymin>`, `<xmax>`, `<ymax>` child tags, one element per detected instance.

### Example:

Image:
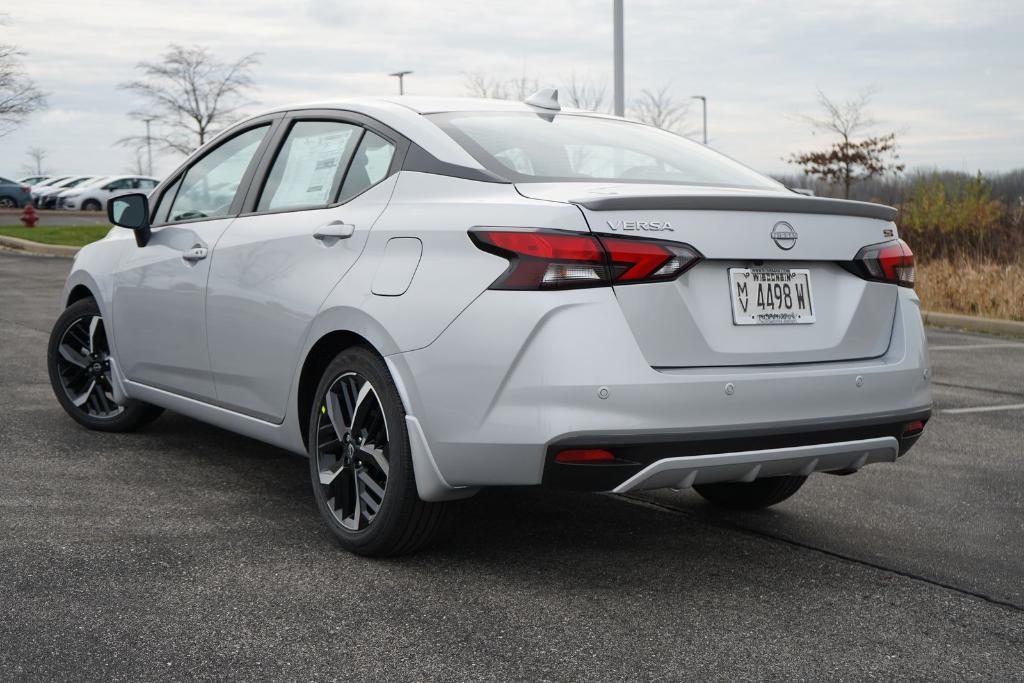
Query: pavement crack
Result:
<box><xmin>931</xmin><ymin>380</ymin><xmax>1024</xmax><ymax>400</ymax></box>
<box><xmin>614</xmin><ymin>493</ymin><xmax>1024</xmax><ymax>614</ymax></box>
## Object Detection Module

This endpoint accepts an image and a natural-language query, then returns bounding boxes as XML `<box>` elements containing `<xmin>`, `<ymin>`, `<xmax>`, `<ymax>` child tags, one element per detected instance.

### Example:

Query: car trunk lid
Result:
<box><xmin>516</xmin><ymin>183</ymin><xmax>900</xmax><ymax>368</ymax></box>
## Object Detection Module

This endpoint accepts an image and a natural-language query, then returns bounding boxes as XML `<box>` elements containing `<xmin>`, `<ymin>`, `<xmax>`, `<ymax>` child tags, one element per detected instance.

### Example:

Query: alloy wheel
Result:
<box><xmin>0</xmin><ymin>197</ymin><xmax>15</xmax><ymax>208</ymax></box>
<box><xmin>54</xmin><ymin>314</ymin><xmax>124</xmax><ymax>419</ymax></box>
<box><xmin>315</xmin><ymin>372</ymin><xmax>391</xmax><ymax>531</ymax></box>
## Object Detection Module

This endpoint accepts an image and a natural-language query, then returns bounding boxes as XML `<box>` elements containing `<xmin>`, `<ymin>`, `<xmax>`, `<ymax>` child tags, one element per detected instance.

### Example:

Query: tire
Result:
<box><xmin>0</xmin><ymin>195</ymin><xmax>16</xmax><ymax>209</ymax></box>
<box><xmin>47</xmin><ymin>298</ymin><xmax>163</xmax><ymax>432</ymax></box>
<box><xmin>308</xmin><ymin>346</ymin><xmax>446</xmax><ymax>556</ymax></box>
<box><xmin>81</xmin><ymin>199</ymin><xmax>102</xmax><ymax>212</ymax></box>
<box><xmin>694</xmin><ymin>475</ymin><xmax>807</xmax><ymax>510</ymax></box>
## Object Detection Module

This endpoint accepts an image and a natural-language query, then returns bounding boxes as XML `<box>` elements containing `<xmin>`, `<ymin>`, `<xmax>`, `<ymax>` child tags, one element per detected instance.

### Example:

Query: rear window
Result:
<box><xmin>428</xmin><ymin>112</ymin><xmax>781</xmax><ymax>190</ymax></box>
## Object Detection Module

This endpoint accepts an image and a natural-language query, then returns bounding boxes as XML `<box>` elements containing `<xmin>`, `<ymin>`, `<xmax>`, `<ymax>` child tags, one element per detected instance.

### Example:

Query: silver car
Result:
<box><xmin>48</xmin><ymin>93</ymin><xmax>932</xmax><ymax>556</ymax></box>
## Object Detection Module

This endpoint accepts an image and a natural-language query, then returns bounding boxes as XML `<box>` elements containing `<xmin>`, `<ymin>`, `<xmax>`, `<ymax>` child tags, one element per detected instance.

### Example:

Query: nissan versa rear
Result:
<box><xmin>48</xmin><ymin>93</ymin><xmax>932</xmax><ymax>555</ymax></box>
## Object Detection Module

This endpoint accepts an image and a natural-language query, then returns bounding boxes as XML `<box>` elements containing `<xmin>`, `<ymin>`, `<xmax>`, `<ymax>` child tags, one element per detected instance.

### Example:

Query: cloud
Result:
<box><xmin>1</xmin><ymin>0</ymin><xmax>1021</xmax><ymax>176</ymax></box>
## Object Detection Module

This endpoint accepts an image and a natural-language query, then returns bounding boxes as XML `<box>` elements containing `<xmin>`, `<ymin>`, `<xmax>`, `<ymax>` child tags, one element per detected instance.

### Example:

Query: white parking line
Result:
<box><xmin>943</xmin><ymin>403</ymin><xmax>1024</xmax><ymax>415</ymax></box>
<box><xmin>929</xmin><ymin>343</ymin><xmax>1024</xmax><ymax>351</ymax></box>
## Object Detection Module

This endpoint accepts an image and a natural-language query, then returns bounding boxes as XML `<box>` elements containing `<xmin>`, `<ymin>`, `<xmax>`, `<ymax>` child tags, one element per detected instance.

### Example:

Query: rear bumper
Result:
<box><xmin>391</xmin><ymin>285</ymin><xmax>931</xmax><ymax>490</ymax></box>
<box><xmin>541</xmin><ymin>410</ymin><xmax>928</xmax><ymax>492</ymax></box>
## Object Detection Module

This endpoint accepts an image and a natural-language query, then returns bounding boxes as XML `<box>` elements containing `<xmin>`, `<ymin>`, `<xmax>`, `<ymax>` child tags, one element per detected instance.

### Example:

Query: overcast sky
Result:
<box><xmin>3</xmin><ymin>0</ymin><xmax>1022</xmax><ymax>179</ymax></box>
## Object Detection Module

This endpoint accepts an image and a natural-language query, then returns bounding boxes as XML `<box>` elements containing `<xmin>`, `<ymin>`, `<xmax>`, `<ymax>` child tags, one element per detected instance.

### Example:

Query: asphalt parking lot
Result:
<box><xmin>1</xmin><ymin>250</ymin><xmax>1022</xmax><ymax>680</ymax></box>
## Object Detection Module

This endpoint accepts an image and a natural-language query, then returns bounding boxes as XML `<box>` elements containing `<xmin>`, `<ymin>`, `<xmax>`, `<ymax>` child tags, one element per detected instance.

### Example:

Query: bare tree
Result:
<box><xmin>0</xmin><ymin>15</ymin><xmax>48</xmax><ymax>137</ymax></box>
<box><xmin>126</xmin><ymin>147</ymin><xmax>147</xmax><ymax>175</ymax></box>
<box><xmin>507</xmin><ymin>72</ymin><xmax>539</xmax><ymax>101</ymax></box>
<box><xmin>21</xmin><ymin>146</ymin><xmax>47</xmax><ymax>175</ymax></box>
<box><xmin>631</xmin><ymin>85</ymin><xmax>690</xmax><ymax>132</ymax></box>
<box><xmin>562</xmin><ymin>72</ymin><xmax>607</xmax><ymax>112</ymax></box>
<box><xmin>788</xmin><ymin>88</ymin><xmax>905</xmax><ymax>198</ymax></box>
<box><xmin>463</xmin><ymin>72</ymin><xmax>510</xmax><ymax>100</ymax></box>
<box><xmin>118</xmin><ymin>44</ymin><xmax>261</xmax><ymax>156</ymax></box>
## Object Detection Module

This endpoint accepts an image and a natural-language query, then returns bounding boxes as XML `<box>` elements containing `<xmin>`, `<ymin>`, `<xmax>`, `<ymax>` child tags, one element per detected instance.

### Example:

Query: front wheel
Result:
<box><xmin>47</xmin><ymin>298</ymin><xmax>163</xmax><ymax>432</ymax></box>
<box><xmin>694</xmin><ymin>475</ymin><xmax>807</xmax><ymax>510</ymax></box>
<box><xmin>81</xmin><ymin>199</ymin><xmax>102</xmax><ymax>212</ymax></box>
<box><xmin>308</xmin><ymin>347</ymin><xmax>447</xmax><ymax>556</ymax></box>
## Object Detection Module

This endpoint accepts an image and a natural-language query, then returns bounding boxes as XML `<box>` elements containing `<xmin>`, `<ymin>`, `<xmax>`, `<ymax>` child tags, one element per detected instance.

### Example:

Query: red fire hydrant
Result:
<box><xmin>20</xmin><ymin>204</ymin><xmax>38</xmax><ymax>228</ymax></box>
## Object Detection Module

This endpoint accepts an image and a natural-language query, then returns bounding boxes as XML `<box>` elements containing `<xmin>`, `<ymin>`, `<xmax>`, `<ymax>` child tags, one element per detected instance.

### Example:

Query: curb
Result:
<box><xmin>922</xmin><ymin>310</ymin><xmax>1024</xmax><ymax>339</ymax></box>
<box><xmin>0</xmin><ymin>234</ymin><xmax>79</xmax><ymax>257</ymax></box>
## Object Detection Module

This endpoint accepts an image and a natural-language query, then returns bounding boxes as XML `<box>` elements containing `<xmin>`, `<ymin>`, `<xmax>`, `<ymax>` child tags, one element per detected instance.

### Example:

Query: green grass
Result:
<box><xmin>0</xmin><ymin>225</ymin><xmax>112</xmax><ymax>247</ymax></box>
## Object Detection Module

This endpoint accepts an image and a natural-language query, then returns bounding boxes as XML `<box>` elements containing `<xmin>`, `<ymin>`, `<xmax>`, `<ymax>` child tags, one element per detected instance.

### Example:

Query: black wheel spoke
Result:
<box><xmin>315</xmin><ymin>372</ymin><xmax>391</xmax><ymax>531</ymax></box>
<box><xmin>55</xmin><ymin>313</ymin><xmax>124</xmax><ymax>420</ymax></box>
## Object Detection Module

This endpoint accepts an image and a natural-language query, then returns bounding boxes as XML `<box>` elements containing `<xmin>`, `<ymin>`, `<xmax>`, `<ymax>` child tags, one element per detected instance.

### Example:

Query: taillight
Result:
<box><xmin>20</xmin><ymin>186</ymin><xmax>30</xmax><ymax>193</ymax></box>
<box><xmin>853</xmin><ymin>239</ymin><xmax>915</xmax><ymax>288</ymax></box>
<box><xmin>469</xmin><ymin>229</ymin><xmax>702</xmax><ymax>290</ymax></box>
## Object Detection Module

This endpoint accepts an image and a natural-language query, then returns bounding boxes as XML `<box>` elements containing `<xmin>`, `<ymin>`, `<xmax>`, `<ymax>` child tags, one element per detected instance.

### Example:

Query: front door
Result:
<box><xmin>112</xmin><ymin>122</ymin><xmax>275</xmax><ymax>401</ymax></box>
<box><xmin>205</xmin><ymin>116</ymin><xmax>402</xmax><ymax>421</ymax></box>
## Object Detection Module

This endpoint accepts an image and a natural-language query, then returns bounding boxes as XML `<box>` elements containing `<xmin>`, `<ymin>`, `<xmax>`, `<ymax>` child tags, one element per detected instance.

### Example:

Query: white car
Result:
<box><xmin>59</xmin><ymin>175</ymin><xmax>160</xmax><ymax>211</ymax></box>
<box><xmin>34</xmin><ymin>175</ymin><xmax>96</xmax><ymax>209</ymax></box>
<box><xmin>48</xmin><ymin>93</ymin><xmax>931</xmax><ymax>556</ymax></box>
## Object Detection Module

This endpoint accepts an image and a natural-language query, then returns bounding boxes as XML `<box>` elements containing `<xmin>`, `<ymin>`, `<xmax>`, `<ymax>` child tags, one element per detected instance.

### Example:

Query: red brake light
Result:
<box><xmin>853</xmin><ymin>239</ymin><xmax>915</xmax><ymax>288</ymax></box>
<box><xmin>469</xmin><ymin>229</ymin><xmax>702</xmax><ymax>290</ymax></box>
<box><xmin>554</xmin><ymin>449</ymin><xmax>615</xmax><ymax>463</ymax></box>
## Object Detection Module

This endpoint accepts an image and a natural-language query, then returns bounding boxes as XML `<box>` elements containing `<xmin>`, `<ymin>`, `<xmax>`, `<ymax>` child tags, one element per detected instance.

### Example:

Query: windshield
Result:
<box><xmin>429</xmin><ymin>112</ymin><xmax>782</xmax><ymax>190</ymax></box>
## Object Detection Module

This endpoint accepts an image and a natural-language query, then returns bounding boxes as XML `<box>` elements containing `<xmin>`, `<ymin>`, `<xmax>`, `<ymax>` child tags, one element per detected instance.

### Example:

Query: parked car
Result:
<box><xmin>19</xmin><ymin>175</ymin><xmax>51</xmax><ymax>186</ymax></box>
<box><xmin>34</xmin><ymin>175</ymin><xmax>95</xmax><ymax>209</ymax></box>
<box><xmin>59</xmin><ymin>175</ymin><xmax>160</xmax><ymax>211</ymax></box>
<box><xmin>30</xmin><ymin>175</ymin><xmax>71</xmax><ymax>194</ymax></box>
<box><xmin>0</xmin><ymin>176</ymin><xmax>33</xmax><ymax>208</ymax></box>
<box><xmin>48</xmin><ymin>93</ymin><xmax>932</xmax><ymax>556</ymax></box>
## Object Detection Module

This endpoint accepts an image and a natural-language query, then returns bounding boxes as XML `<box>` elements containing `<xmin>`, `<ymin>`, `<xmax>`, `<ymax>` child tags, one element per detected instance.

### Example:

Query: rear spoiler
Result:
<box><xmin>572</xmin><ymin>194</ymin><xmax>897</xmax><ymax>222</ymax></box>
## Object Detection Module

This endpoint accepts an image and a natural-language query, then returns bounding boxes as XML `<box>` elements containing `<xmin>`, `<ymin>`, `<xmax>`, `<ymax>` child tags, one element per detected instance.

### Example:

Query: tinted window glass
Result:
<box><xmin>137</xmin><ymin>179</ymin><xmax>159</xmax><ymax>189</ymax></box>
<box><xmin>105</xmin><ymin>179</ymin><xmax>133</xmax><ymax>191</ymax></box>
<box><xmin>258</xmin><ymin>121</ymin><xmax>360</xmax><ymax>212</ymax></box>
<box><xmin>168</xmin><ymin>125</ymin><xmax>268</xmax><ymax>222</ymax></box>
<box><xmin>429</xmin><ymin>112</ymin><xmax>782</xmax><ymax>190</ymax></box>
<box><xmin>153</xmin><ymin>178</ymin><xmax>182</xmax><ymax>225</ymax></box>
<box><xmin>338</xmin><ymin>131</ymin><xmax>396</xmax><ymax>203</ymax></box>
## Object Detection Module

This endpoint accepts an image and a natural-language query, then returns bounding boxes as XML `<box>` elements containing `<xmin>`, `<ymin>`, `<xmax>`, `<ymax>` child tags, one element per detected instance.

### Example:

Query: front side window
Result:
<box><xmin>258</xmin><ymin>121</ymin><xmax>360</xmax><ymax>212</ymax></box>
<box><xmin>429</xmin><ymin>112</ymin><xmax>783</xmax><ymax>190</ymax></box>
<box><xmin>137</xmin><ymin>179</ymin><xmax>159</xmax><ymax>189</ymax></box>
<box><xmin>167</xmin><ymin>125</ymin><xmax>269</xmax><ymax>222</ymax></box>
<box><xmin>105</xmin><ymin>179</ymin><xmax>133</xmax><ymax>191</ymax></box>
<box><xmin>338</xmin><ymin>131</ymin><xmax>396</xmax><ymax>203</ymax></box>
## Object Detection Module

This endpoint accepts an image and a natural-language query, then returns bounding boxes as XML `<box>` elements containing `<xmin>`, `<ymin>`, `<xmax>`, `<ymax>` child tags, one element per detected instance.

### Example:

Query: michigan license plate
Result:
<box><xmin>729</xmin><ymin>267</ymin><xmax>815</xmax><ymax>325</ymax></box>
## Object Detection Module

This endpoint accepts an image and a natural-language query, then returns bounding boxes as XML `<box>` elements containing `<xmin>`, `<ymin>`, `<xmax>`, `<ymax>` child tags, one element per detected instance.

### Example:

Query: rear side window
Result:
<box><xmin>258</xmin><ymin>121</ymin><xmax>360</xmax><ymax>212</ymax></box>
<box><xmin>338</xmin><ymin>131</ymin><xmax>396</xmax><ymax>203</ymax></box>
<box><xmin>167</xmin><ymin>125</ymin><xmax>269</xmax><ymax>222</ymax></box>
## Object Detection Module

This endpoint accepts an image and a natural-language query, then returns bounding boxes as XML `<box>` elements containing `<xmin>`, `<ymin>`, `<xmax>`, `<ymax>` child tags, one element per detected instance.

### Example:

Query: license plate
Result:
<box><xmin>729</xmin><ymin>267</ymin><xmax>815</xmax><ymax>325</ymax></box>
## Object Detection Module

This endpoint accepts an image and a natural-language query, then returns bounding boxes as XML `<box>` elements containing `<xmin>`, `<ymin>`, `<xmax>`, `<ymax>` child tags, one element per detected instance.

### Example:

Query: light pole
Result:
<box><xmin>691</xmin><ymin>95</ymin><xmax>707</xmax><ymax>144</ymax></box>
<box><xmin>389</xmin><ymin>70</ymin><xmax>413</xmax><ymax>95</ymax></box>
<box><xmin>143</xmin><ymin>117</ymin><xmax>155</xmax><ymax>176</ymax></box>
<box><xmin>613</xmin><ymin>0</ymin><xmax>624</xmax><ymax>116</ymax></box>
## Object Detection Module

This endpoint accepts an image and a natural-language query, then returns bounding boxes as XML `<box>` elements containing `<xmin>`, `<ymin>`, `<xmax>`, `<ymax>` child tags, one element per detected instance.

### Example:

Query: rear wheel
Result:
<box><xmin>694</xmin><ymin>475</ymin><xmax>807</xmax><ymax>510</ymax></box>
<box><xmin>47</xmin><ymin>298</ymin><xmax>163</xmax><ymax>432</ymax></box>
<box><xmin>0</xmin><ymin>195</ymin><xmax>16</xmax><ymax>208</ymax></box>
<box><xmin>308</xmin><ymin>347</ymin><xmax>446</xmax><ymax>556</ymax></box>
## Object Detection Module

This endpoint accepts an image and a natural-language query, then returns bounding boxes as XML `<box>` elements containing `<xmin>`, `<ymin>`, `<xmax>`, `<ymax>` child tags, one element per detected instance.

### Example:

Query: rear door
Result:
<box><xmin>519</xmin><ymin>183</ymin><xmax>899</xmax><ymax>368</ymax></box>
<box><xmin>204</xmin><ymin>110</ymin><xmax>407</xmax><ymax>422</ymax></box>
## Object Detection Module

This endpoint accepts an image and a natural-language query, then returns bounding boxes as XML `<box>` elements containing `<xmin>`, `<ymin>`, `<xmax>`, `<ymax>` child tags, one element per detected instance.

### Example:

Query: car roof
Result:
<box><xmin>251</xmin><ymin>96</ymin><xmax>622</xmax><ymax>170</ymax></box>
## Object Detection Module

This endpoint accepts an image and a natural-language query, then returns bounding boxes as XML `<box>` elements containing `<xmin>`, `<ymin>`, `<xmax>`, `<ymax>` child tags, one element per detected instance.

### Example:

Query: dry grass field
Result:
<box><xmin>916</xmin><ymin>259</ymin><xmax>1024</xmax><ymax>321</ymax></box>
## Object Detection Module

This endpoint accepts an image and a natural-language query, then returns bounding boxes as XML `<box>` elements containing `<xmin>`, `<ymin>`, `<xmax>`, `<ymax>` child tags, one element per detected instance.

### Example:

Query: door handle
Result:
<box><xmin>313</xmin><ymin>221</ymin><xmax>355</xmax><ymax>241</ymax></box>
<box><xmin>183</xmin><ymin>246</ymin><xmax>208</xmax><ymax>262</ymax></box>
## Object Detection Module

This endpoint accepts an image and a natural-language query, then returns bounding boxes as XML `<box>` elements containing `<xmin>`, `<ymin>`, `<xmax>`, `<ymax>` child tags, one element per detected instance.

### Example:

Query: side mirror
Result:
<box><xmin>108</xmin><ymin>193</ymin><xmax>151</xmax><ymax>247</ymax></box>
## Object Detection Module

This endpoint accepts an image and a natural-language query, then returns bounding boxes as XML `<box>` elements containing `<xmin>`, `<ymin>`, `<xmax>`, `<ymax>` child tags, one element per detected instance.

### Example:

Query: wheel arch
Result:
<box><xmin>297</xmin><ymin>330</ymin><xmax>380</xmax><ymax>451</ymax></box>
<box><xmin>66</xmin><ymin>284</ymin><xmax>96</xmax><ymax>307</ymax></box>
